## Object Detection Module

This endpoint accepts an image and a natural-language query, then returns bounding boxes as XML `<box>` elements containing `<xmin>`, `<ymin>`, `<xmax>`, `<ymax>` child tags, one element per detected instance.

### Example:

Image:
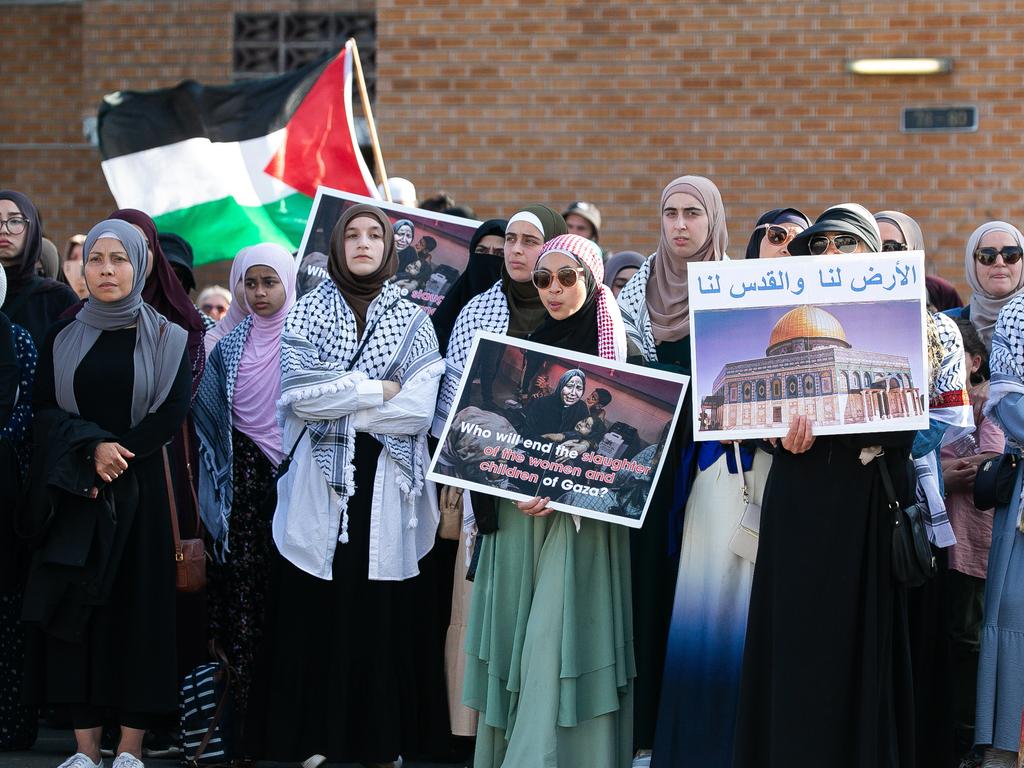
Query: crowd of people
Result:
<box><xmin>0</xmin><ymin>175</ymin><xmax>1023</xmax><ymax>768</ymax></box>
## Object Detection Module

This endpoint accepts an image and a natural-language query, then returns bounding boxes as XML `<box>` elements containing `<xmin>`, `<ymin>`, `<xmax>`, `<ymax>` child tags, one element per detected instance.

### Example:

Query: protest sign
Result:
<box><xmin>688</xmin><ymin>251</ymin><xmax>929</xmax><ymax>441</ymax></box>
<box><xmin>296</xmin><ymin>186</ymin><xmax>481</xmax><ymax>314</ymax></box>
<box><xmin>428</xmin><ymin>332</ymin><xmax>689</xmax><ymax>528</ymax></box>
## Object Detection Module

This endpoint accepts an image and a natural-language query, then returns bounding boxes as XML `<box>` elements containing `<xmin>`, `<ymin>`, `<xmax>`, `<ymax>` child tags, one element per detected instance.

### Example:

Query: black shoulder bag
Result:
<box><xmin>878</xmin><ymin>453</ymin><xmax>936</xmax><ymax>587</ymax></box>
<box><xmin>974</xmin><ymin>452</ymin><xmax>1018</xmax><ymax>511</ymax></box>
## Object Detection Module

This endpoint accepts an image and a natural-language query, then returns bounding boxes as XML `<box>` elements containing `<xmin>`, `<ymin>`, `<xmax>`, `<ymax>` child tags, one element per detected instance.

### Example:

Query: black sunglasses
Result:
<box><xmin>881</xmin><ymin>240</ymin><xmax>908</xmax><ymax>252</ymax></box>
<box><xmin>975</xmin><ymin>246</ymin><xmax>1024</xmax><ymax>266</ymax></box>
<box><xmin>808</xmin><ymin>233</ymin><xmax>861</xmax><ymax>255</ymax></box>
<box><xmin>757</xmin><ymin>224</ymin><xmax>800</xmax><ymax>246</ymax></box>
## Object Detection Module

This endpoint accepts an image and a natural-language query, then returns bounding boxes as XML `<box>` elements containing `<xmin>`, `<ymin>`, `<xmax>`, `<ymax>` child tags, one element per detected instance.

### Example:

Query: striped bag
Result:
<box><xmin>179</xmin><ymin>648</ymin><xmax>233</xmax><ymax>766</ymax></box>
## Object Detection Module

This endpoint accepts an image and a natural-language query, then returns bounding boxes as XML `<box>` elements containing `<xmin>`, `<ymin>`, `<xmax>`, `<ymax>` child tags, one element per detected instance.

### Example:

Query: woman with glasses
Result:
<box><xmin>743</xmin><ymin>208</ymin><xmax>810</xmax><ymax>260</ymax></box>
<box><xmin>949</xmin><ymin>222</ymin><xmax>1024</xmax><ymax>350</ymax></box>
<box><xmin>434</xmin><ymin>208</ymin><xmax>564</xmax><ymax>742</ymax></box>
<box><xmin>0</xmin><ymin>191</ymin><xmax>80</xmax><ymax>348</ymax></box>
<box><xmin>734</xmin><ymin>204</ymin><xmax>917</xmax><ymax>768</ymax></box>
<box><xmin>463</xmin><ymin>234</ymin><xmax>634</xmax><ymax>768</ymax></box>
<box><xmin>653</xmin><ymin>207</ymin><xmax>806</xmax><ymax>767</ymax></box>
<box><xmin>617</xmin><ymin>176</ymin><xmax>728</xmax><ymax>763</ymax></box>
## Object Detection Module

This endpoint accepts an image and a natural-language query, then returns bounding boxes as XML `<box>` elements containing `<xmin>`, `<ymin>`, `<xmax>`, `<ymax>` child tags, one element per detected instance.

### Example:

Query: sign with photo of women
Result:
<box><xmin>295</xmin><ymin>186</ymin><xmax>481</xmax><ymax>314</ymax></box>
<box><xmin>688</xmin><ymin>251</ymin><xmax>930</xmax><ymax>441</ymax></box>
<box><xmin>428</xmin><ymin>332</ymin><xmax>689</xmax><ymax>528</ymax></box>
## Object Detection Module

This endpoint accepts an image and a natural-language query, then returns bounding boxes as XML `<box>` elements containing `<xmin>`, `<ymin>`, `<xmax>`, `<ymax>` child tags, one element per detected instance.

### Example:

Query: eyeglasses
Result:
<box><xmin>756</xmin><ymin>224</ymin><xmax>800</xmax><ymax>246</ymax></box>
<box><xmin>881</xmin><ymin>240</ymin><xmax>908</xmax><ymax>252</ymax></box>
<box><xmin>974</xmin><ymin>246</ymin><xmax>1024</xmax><ymax>266</ymax></box>
<box><xmin>807</xmin><ymin>233</ymin><xmax>862</xmax><ymax>255</ymax></box>
<box><xmin>532</xmin><ymin>266</ymin><xmax>587</xmax><ymax>290</ymax></box>
<box><xmin>0</xmin><ymin>217</ymin><xmax>28</xmax><ymax>235</ymax></box>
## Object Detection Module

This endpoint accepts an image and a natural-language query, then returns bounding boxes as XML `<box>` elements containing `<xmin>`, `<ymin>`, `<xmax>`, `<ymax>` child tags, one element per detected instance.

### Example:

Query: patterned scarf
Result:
<box><xmin>435</xmin><ymin>280</ymin><xmax>510</xmax><ymax>431</ymax></box>
<box><xmin>280</xmin><ymin>279</ymin><xmax>440</xmax><ymax>542</ymax></box>
<box><xmin>617</xmin><ymin>256</ymin><xmax>658</xmax><ymax>362</ymax></box>
<box><xmin>986</xmin><ymin>294</ymin><xmax>1024</xmax><ymax>529</ymax></box>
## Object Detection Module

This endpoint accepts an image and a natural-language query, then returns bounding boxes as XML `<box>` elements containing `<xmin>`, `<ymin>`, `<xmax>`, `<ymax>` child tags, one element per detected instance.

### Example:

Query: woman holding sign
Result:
<box><xmin>733</xmin><ymin>204</ymin><xmax>917</xmax><ymax>768</ymax></box>
<box><xmin>245</xmin><ymin>204</ymin><xmax>444</xmax><ymax>767</ymax></box>
<box><xmin>616</xmin><ymin>175</ymin><xmax>728</xmax><ymax>758</ymax></box>
<box><xmin>463</xmin><ymin>234</ymin><xmax>634</xmax><ymax>768</ymax></box>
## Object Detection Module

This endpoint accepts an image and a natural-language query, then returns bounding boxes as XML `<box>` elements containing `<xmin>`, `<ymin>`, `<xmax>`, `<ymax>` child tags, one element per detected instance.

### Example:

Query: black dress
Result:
<box><xmin>245</xmin><ymin>434</ymin><xmax>419</xmax><ymax>764</ymax></box>
<box><xmin>22</xmin><ymin>323</ymin><xmax>191</xmax><ymax>721</ymax></box>
<box><xmin>732</xmin><ymin>433</ymin><xmax>916</xmax><ymax>768</ymax></box>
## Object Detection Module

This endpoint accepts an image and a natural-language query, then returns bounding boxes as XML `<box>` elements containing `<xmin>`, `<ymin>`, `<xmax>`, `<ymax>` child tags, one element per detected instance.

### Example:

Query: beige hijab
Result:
<box><xmin>964</xmin><ymin>220</ymin><xmax>1024</xmax><ymax>348</ymax></box>
<box><xmin>646</xmin><ymin>175</ymin><xmax>728</xmax><ymax>342</ymax></box>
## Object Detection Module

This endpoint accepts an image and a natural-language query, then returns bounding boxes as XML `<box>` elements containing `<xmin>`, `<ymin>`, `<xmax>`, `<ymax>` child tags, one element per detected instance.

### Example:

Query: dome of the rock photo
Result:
<box><xmin>767</xmin><ymin>305</ymin><xmax>850</xmax><ymax>353</ymax></box>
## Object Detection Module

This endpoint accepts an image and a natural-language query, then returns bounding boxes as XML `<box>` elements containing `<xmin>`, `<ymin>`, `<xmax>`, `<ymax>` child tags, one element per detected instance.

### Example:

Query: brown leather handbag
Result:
<box><xmin>162</xmin><ymin>426</ymin><xmax>208</xmax><ymax>593</ymax></box>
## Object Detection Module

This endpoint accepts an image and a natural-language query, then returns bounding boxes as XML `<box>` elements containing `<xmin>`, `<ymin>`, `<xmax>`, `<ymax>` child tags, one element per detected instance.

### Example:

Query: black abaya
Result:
<box><xmin>733</xmin><ymin>432</ymin><xmax>917</xmax><ymax>768</ymax></box>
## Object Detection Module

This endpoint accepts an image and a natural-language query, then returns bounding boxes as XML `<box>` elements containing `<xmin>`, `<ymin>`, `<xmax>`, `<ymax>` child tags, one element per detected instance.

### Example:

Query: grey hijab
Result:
<box><xmin>52</xmin><ymin>219</ymin><xmax>188</xmax><ymax>427</ymax></box>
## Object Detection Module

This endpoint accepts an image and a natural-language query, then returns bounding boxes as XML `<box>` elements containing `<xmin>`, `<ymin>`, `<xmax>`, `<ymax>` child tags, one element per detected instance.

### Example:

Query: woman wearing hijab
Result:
<box><xmin>434</xmin><ymin>205</ymin><xmax>566</xmax><ymax>739</ymax></box>
<box><xmin>193</xmin><ymin>243</ymin><xmax>297</xmax><ymax>742</ymax></box>
<box><xmin>22</xmin><ymin>219</ymin><xmax>191</xmax><ymax>768</ymax></box>
<box><xmin>652</xmin><ymin>206</ymin><xmax>806</xmax><ymax>767</ymax></box>
<box><xmin>203</xmin><ymin>253</ymin><xmax>250</xmax><ymax>358</ymax></box>
<box><xmin>948</xmin><ymin>221</ymin><xmax>1024</xmax><ymax>350</ymax></box>
<box><xmin>523</xmin><ymin>368</ymin><xmax>591</xmax><ymax>438</ymax></box>
<box><xmin>0</xmin><ymin>191</ymin><xmax>80</xmax><ymax>348</ymax></box>
<box><xmin>464</xmin><ymin>233</ymin><xmax>633</xmax><ymax>768</ymax></box>
<box><xmin>743</xmin><ymin>207</ymin><xmax>810</xmax><ymax>260</ymax></box>
<box><xmin>616</xmin><ymin>175</ymin><xmax>728</xmax><ymax>757</ymax></box>
<box><xmin>927</xmin><ymin>275</ymin><xmax>964</xmax><ymax>313</ymax></box>
<box><xmin>877</xmin><ymin>209</ymin><xmax>972</xmax><ymax>767</ymax></box>
<box><xmin>603</xmin><ymin>251</ymin><xmax>645</xmax><ymax>299</ymax></box>
<box><xmin>245</xmin><ymin>204</ymin><xmax>443</xmax><ymax>766</ymax></box>
<box><xmin>394</xmin><ymin>218</ymin><xmax>418</xmax><ymax>273</ymax></box>
<box><xmin>432</xmin><ymin>218</ymin><xmax>508</xmax><ymax>355</ymax></box>
<box><xmin>976</xmin><ymin>297</ymin><xmax>1024</xmax><ymax>767</ymax></box>
<box><xmin>733</xmin><ymin>204</ymin><xmax>917</xmax><ymax>767</ymax></box>
<box><xmin>0</xmin><ymin>265</ymin><xmax>40</xmax><ymax>752</ymax></box>
<box><xmin>63</xmin><ymin>234</ymin><xmax>89</xmax><ymax>300</ymax></box>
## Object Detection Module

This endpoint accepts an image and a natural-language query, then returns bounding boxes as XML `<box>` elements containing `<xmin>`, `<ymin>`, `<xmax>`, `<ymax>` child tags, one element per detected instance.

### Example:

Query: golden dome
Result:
<box><xmin>768</xmin><ymin>305</ymin><xmax>848</xmax><ymax>348</ymax></box>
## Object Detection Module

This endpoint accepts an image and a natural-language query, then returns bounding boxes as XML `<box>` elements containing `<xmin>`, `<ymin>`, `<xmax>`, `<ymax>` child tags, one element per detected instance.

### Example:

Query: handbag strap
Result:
<box><xmin>190</xmin><ymin>644</ymin><xmax>234</xmax><ymax>765</ymax></box>
<box><xmin>162</xmin><ymin>445</ymin><xmax>183</xmax><ymax>561</ymax></box>
<box><xmin>875</xmin><ymin>451</ymin><xmax>902</xmax><ymax>518</ymax></box>
<box><xmin>732</xmin><ymin>442</ymin><xmax>750</xmax><ymax>503</ymax></box>
<box><xmin>180</xmin><ymin>424</ymin><xmax>202</xmax><ymax>537</ymax></box>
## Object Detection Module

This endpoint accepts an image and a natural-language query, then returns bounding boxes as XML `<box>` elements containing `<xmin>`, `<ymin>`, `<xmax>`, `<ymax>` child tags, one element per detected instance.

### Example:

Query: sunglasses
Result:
<box><xmin>974</xmin><ymin>246</ymin><xmax>1024</xmax><ymax>266</ymax></box>
<box><xmin>881</xmin><ymin>240</ymin><xmax>908</xmax><ymax>252</ymax></box>
<box><xmin>757</xmin><ymin>223</ymin><xmax>800</xmax><ymax>246</ymax></box>
<box><xmin>808</xmin><ymin>233</ymin><xmax>862</xmax><ymax>255</ymax></box>
<box><xmin>532</xmin><ymin>266</ymin><xmax>587</xmax><ymax>290</ymax></box>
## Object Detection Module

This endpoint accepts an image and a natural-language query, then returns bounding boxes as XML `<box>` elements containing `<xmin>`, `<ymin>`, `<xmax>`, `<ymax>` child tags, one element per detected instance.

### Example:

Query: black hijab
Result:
<box><xmin>744</xmin><ymin>208</ymin><xmax>811</xmax><ymax>260</ymax></box>
<box><xmin>0</xmin><ymin>190</ymin><xmax>42</xmax><ymax>289</ymax></box>
<box><xmin>432</xmin><ymin>218</ymin><xmax>507</xmax><ymax>354</ymax></box>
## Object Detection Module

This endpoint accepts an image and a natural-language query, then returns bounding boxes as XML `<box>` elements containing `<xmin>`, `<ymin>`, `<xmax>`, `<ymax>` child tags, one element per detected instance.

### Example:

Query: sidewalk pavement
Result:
<box><xmin>6</xmin><ymin>727</ymin><xmax>472</xmax><ymax>768</ymax></box>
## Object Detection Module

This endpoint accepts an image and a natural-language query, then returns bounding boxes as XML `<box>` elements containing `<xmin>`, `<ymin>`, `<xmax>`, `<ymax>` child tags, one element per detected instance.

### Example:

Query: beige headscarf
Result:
<box><xmin>964</xmin><ymin>220</ymin><xmax>1024</xmax><ymax>348</ymax></box>
<box><xmin>646</xmin><ymin>175</ymin><xmax>728</xmax><ymax>342</ymax></box>
<box><xmin>874</xmin><ymin>210</ymin><xmax>926</xmax><ymax>252</ymax></box>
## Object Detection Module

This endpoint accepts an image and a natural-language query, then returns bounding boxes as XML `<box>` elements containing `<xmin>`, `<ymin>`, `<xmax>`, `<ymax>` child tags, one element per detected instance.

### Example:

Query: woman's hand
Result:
<box><xmin>517</xmin><ymin>495</ymin><xmax>555</xmax><ymax>517</ymax></box>
<box><xmin>94</xmin><ymin>442</ymin><xmax>135</xmax><ymax>483</ymax></box>
<box><xmin>381</xmin><ymin>381</ymin><xmax>401</xmax><ymax>401</ymax></box>
<box><xmin>942</xmin><ymin>459</ymin><xmax>978</xmax><ymax>495</ymax></box>
<box><xmin>780</xmin><ymin>415</ymin><xmax>815</xmax><ymax>454</ymax></box>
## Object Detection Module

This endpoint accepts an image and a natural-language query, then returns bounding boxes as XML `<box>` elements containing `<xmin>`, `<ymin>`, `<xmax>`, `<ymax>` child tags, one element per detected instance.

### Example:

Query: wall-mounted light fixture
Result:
<box><xmin>846</xmin><ymin>58</ymin><xmax>953</xmax><ymax>75</ymax></box>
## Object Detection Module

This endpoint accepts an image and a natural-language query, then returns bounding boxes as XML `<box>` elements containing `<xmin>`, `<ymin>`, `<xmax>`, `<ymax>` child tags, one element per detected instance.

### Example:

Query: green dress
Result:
<box><xmin>463</xmin><ymin>502</ymin><xmax>635</xmax><ymax>768</ymax></box>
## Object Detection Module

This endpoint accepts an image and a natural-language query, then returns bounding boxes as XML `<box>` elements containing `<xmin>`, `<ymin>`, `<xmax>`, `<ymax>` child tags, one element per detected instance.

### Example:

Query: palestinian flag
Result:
<box><xmin>98</xmin><ymin>39</ymin><xmax>377</xmax><ymax>265</ymax></box>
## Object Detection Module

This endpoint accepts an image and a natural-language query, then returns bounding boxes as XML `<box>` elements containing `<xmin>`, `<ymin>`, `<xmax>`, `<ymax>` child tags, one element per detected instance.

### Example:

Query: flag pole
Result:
<box><xmin>349</xmin><ymin>39</ymin><xmax>390</xmax><ymax>202</ymax></box>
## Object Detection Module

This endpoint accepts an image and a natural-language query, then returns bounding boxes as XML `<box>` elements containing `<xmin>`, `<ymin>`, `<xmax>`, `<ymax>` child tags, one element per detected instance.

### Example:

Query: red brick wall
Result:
<box><xmin>375</xmin><ymin>0</ymin><xmax>1024</xmax><ymax>297</ymax></box>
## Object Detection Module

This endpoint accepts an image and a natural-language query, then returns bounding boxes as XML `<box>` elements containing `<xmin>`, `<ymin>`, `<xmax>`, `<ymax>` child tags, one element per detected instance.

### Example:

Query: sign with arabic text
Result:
<box><xmin>688</xmin><ymin>252</ymin><xmax>929</xmax><ymax>441</ymax></box>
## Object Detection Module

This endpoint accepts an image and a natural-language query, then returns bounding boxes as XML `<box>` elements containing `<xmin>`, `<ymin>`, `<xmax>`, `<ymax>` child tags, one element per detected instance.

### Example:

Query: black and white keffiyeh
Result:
<box><xmin>193</xmin><ymin>317</ymin><xmax>251</xmax><ymax>556</ymax></box>
<box><xmin>616</xmin><ymin>255</ymin><xmax>658</xmax><ymax>362</ymax></box>
<box><xmin>986</xmin><ymin>294</ymin><xmax>1024</xmax><ymax>529</ymax></box>
<box><xmin>435</xmin><ymin>280</ymin><xmax>510</xmax><ymax>431</ymax></box>
<box><xmin>280</xmin><ymin>279</ymin><xmax>441</xmax><ymax>542</ymax></box>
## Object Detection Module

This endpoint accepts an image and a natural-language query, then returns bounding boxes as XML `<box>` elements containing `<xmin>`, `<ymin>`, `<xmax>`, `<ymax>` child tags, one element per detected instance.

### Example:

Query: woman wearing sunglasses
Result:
<box><xmin>743</xmin><ymin>208</ymin><xmax>810</xmax><ymax>260</ymax></box>
<box><xmin>463</xmin><ymin>234</ymin><xmax>634</xmax><ymax>768</ymax></box>
<box><xmin>734</xmin><ymin>203</ymin><xmax>918</xmax><ymax>768</ymax></box>
<box><xmin>948</xmin><ymin>221</ymin><xmax>1024</xmax><ymax>350</ymax></box>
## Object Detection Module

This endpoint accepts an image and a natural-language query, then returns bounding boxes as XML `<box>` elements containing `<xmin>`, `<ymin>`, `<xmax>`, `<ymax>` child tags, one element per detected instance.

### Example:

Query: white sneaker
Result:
<box><xmin>982</xmin><ymin>748</ymin><xmax>1016</xmax><ymax>768</ymax></box>
<box><xmin>57</xmin><ymin>754</ymin><xmax>104</xmax><ymax>768</ymax></box>
<box><xmin>111</xmin><ymin>753</ymin><xmax>144</xmax><ymax>768</ymax></box>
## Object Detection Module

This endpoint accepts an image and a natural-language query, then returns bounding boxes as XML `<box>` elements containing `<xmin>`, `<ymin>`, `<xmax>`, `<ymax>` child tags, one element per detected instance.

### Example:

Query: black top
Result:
<box><xmin>2</xmin><ymin>277</ymin><xmax>80</xmax><ymax>350</ymax></box>
<box><xmin>0</xmin><ymin>313</ymin><xmax>17</xmax><ymax>428</ymax></box>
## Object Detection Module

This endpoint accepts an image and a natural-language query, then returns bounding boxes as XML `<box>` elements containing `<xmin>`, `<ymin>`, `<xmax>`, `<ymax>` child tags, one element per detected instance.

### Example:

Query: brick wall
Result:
<box><xmin>3</xmin><ymin>1</ymin><xmax>1022</xmax><ymax>298</ymax></box>
<box><xmin>375</xmin><ymin>0</ymin><xmax>1024</xmax><ymax>296</ymax></box>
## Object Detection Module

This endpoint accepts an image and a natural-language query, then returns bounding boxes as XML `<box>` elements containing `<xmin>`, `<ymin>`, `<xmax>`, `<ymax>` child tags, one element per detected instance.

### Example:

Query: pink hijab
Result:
<box><xmin>203</xmin><ymin>252</ymin><xmax>250</xmax><ymax>358</ymax></box>
<box><xmin>233</xmin><ymin>244</ymin><xmax>297</xmax><ymax>465</ymax></box>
